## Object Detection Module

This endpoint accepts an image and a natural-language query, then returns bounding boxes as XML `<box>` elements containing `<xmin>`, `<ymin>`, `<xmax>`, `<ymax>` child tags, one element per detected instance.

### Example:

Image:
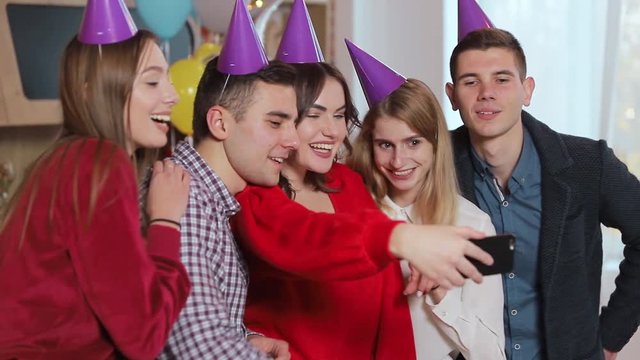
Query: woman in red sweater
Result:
<box><xmin>235</xmin><ymin>62</ymin><xmax>415</xmax><ymax>359</ymax></box>
<box><xmin>233</xmin><ymin>62</ymin><xmax>490</xmax><ymax>358</ymax></box>
<box><xmin>0</xmin><ymin>4</ymin><xmax>191</xmax><ymax>359</ymax></box>
<box><xmin>233</xmin><ymin>2</ymin><xmax>491</xmax><ymax>358</ymax></box>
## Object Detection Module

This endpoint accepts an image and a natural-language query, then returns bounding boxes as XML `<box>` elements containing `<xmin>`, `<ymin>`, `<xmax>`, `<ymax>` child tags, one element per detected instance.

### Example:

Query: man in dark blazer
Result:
<box><xmin>445</xmin><ymin>28</ymin><xmax>640</xmax><ymax>360</ymax></box>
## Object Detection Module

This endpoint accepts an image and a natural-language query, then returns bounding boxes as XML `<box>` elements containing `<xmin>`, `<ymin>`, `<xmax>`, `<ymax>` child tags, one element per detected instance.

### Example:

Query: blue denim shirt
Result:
<box><xmin>471</xmin><ymin>129</ymin><xmax>544</xmax><ymax>360</ymax></box>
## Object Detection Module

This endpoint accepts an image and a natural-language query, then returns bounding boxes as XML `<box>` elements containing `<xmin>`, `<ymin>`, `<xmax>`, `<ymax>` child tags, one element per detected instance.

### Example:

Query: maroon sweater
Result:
<box><xmin>0</xmin><ymin>139</ymin><xmax>190</xmax><ymax>359</ymax></box>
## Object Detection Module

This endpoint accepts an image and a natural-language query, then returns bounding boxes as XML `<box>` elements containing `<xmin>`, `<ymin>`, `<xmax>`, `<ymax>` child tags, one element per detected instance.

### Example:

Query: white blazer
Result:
<box><xmin>381</xmin><ymin>195</ymin><xmax>506</xmax><ymax>360</ymax></box>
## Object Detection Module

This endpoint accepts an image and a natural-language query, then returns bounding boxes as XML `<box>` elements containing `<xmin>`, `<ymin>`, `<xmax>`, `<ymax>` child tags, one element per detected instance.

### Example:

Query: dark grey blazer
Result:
<box><xmin>451</xmin><ymin>111</ymin><xmax>640</xmax><ymax>360</ymax></box>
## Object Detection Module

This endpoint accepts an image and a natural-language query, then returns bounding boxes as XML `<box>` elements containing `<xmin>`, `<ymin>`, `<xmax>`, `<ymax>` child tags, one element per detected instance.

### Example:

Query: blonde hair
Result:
<box><xmin>348</xmin><ymin>79</ymin><xmax>458</xmax><ymax>225</ymax></box>
<box><xmin>1</xmin><ymin>30</ymin><xmax>159</xmax><ymax>240</ymax></box>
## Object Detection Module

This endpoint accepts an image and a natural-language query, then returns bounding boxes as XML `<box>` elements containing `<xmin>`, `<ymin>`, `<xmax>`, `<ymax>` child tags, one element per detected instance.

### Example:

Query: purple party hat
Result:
<box><xmin>345</xmin><ymin>39</ymin><xmax>406</xmax><ymax>108</ymax></box>
<box><xmin>458</xmin><ymin>0</ymin><xmax>494</xmax><ymax>41</ymax></box>
<box><xmin>218</xmin><ymin>0</ymin><xmax>269</xmax><ymax>75</ymax></box>
<box><xmin>77</xmin><ymin>0</ymin><xmax>137</xmax><ymax>45</ymax></box>
<box><xmin>276</xmin><ymin>0</ymin><xmax>324</xmax><ymax>63</ymax></box>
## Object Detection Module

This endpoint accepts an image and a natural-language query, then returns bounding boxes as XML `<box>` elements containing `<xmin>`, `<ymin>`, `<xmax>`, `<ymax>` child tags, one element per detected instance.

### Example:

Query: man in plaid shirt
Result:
<box><xmin>146</xmin><ymin>1</ymin><xmax>299</xmax><ymax>358</ymax></box>
<box><xmin>153</xmin><ymin>55</ymin><xmax>298</xmax><ymax>359</ymax></box>
<box><xmin>145</xmin><ymin>0</ymin><xmax>301</xmax><ymax>352</ymax></box>
<box><xmin>156</xmin><ymin>55</ymin><xmax>298</xmax><ymax>359</ymax></box>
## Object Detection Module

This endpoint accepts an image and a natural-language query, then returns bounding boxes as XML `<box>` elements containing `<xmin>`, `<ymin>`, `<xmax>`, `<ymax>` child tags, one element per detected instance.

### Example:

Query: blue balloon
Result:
<box><xmin>137</xmin><ymin>0</ymin><xmax>193</xmax><ymax>40</ymax></box>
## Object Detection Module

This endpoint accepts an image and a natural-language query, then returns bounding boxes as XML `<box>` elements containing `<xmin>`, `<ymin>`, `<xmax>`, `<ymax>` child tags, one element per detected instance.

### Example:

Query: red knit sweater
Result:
<box><xmin>234</xmin><ymin>163</ymin><xmax>415</xmax><ymax>359</ymax></box>
<box><xmin>0</xmin><ymin>139</ymin><xmax>190</xmax><ymax>360</ymax></box>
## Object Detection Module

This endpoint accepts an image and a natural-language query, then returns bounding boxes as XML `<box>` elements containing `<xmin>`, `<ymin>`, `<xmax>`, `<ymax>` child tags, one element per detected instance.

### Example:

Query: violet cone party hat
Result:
<box><xmin>77</xmin><ymin>0</ymin><xmax>137</xmax><ymax>45</ymax></box>
<box><xmin>345</xmin><ymin>39</ymin><xmax>406</xmax><ymax>108</ymax></box>
<box><xmin>217</xmin><ymin>0</ymin><xmax>269</xmax><ymax>75</ymax></box>
<box><xmin>276</xmin><ymin>0</ymin><xmax>324</xmax><ymax>63</ymax></box>
<box><xmin>458</xmin><ymin>0</ymin><xmax>494</xmax><ymax>41</ymax></box>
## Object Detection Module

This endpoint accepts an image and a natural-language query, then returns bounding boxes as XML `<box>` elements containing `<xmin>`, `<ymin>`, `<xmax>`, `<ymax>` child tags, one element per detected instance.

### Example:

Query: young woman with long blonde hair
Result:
<box><xmin>0</xmin><ymin>22</ymin><xmax>191</xmax><ymax>360</ymax></box>
<box><xmin>349</xmin><ymin>78</ymin><xmax>505</xmax><ymax>360</ymax></box>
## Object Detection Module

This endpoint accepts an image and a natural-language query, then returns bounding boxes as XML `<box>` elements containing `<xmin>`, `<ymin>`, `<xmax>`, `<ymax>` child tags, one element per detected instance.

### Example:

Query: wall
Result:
<box><xmin>331</xmin><ymin>0</ymin><xmax>445</xmax><ymax>119</ymax></box>
<box><xmin>0</xmin><ymin>125</ymin><xmax>60</xmax><ymax>201</ymax></box>
<box><xmin>2</xmin><ymin>0</ymin><xmax>449</xmax><ymax>200</ymax></box>
<box><xmin>0</xmin><ymin>4</ymin><xmax>191</xmax><ymax>199</ymax></box>
<box><xmin>1</xmin><ymin>0</ymin><xmax>449</xmax><ymax>196</ymax></box>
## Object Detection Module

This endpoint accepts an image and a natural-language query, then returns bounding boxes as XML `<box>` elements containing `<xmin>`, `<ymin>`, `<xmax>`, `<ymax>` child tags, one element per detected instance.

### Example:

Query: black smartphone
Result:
<box><xmin>467</xmin><ymin>234</ymin><xmax>515</xmax><ymax>276</ymax></box>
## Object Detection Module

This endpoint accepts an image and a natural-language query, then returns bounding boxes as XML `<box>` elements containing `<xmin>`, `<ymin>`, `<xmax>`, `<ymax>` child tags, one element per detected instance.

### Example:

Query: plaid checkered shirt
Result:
<box><xmin>149</xmin><ymin>141</ymin><xmax>267</xmax><ymax>359</ymax></box>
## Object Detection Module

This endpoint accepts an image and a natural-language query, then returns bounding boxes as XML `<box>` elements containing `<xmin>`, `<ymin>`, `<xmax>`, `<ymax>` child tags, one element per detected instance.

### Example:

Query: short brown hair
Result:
<box><xmin>450</xmin><ymin>28</ymin><xmax>527</xmax><ymax>82</ymax></box>
<box><xmin>191</xmin><ymin>58</ymin><xmax>296</xmax><ymax>145</ymax></box>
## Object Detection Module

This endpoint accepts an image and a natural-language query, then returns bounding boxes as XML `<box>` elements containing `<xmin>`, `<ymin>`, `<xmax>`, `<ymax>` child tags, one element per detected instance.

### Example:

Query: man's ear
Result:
<box><xmin>206</xmin><ymin>105</ymin><xmax>229</xmax><ymax>140</ymax></box>
<box><xmin>522</xmin><ymin>76</ymin><xmax>535</xmax><ymax>107</ymax></box>
<box><xmin>445</xmin><ymin>82</ymin><xmax>459</xmax><ymax>111</ymax></box>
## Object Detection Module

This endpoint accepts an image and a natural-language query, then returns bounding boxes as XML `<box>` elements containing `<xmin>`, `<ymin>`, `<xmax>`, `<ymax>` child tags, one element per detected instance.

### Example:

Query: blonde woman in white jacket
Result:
<box><xmin>349</xmin><ymin>78</ymin><xmax>506</xmax><ymax>360</ymax></box>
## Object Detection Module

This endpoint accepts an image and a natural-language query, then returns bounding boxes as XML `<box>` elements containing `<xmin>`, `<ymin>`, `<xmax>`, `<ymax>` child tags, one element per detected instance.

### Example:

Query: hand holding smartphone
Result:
<box><xmin>467</xmin><ymin>234</ymin><xmax>515</xmax><ymax>276</ymax></box>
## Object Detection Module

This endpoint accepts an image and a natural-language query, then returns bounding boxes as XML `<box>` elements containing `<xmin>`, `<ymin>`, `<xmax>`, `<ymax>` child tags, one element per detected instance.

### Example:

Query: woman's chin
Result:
<box><xmin>307</xmin><ymin>162</ymin><xmax>333</xmax><ymax>175</ymax></box>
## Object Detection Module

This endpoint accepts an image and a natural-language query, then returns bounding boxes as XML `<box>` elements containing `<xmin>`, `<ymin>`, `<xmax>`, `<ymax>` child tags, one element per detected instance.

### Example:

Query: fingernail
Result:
<box><xmin>416</xmin><ymin>291</ymin><xmax>424</xmax><ymax>297</ymax></box>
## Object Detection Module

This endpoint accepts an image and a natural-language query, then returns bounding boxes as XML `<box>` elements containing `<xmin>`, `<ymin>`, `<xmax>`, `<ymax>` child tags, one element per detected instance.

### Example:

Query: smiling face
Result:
<box><xmin>223</xmin><ymin>81</ymin><xmax>299</xmax><ymax>187</ymax></box>
<box><xmin>126</xmin><ymin>41</ymin><xmax>178</xmax><ymax>152</ymax></box>
<box><xmin>372</xmin><ymin>115</ymin><xmax>434</xmax><ymax>206</ymax></box>
<box><xmin>289</xmin><ymin>77</ymin><xmax>348</xmax><ymax>175</ymax></box>
<box><xmin>446</xmin><ymin>47</ymin><xmax>534</xmax><ymax>145</ymax></box>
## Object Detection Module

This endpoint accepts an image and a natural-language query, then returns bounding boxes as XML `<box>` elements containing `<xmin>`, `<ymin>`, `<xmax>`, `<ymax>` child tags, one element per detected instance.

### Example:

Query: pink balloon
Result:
<box><xmin>194</xmin><ymin>0</ymin><xmax>251</xmax><ymax>34</ymax></box>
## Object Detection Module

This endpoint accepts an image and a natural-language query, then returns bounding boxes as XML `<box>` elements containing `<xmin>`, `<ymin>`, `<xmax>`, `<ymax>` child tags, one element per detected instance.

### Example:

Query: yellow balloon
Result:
<box><xmin>194</xmin><ymin>42</ymin><xmax>222</xmax><ymax>65</ymax></box>
<box><xmin>169</xmin><ymin>58</ymin><xmax>205</xmax><ymax>135</ymax></box>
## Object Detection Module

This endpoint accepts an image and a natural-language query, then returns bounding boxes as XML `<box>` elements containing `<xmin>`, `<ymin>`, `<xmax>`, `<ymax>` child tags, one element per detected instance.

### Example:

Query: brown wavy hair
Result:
<box><xmin>279</xmin><ymin>62</ymin><xmax>360</xmax><ymax>199</ymax></box>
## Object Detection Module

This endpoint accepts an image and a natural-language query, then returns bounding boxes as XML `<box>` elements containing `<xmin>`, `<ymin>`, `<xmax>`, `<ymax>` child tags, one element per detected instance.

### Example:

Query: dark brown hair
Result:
<box><xmin>450</xmin><ymin>28</ymin><xmax>527</xmax><ymax>82</ymax></box>
<box><xmin>191</xmin><ymin>58</ymin><xmax>297</xmax><ymax>145</ymax></box>
<box><xmin>279</xmin><ymin>62</ymin><xmax>360</xmax><ymax>199</ymax></box>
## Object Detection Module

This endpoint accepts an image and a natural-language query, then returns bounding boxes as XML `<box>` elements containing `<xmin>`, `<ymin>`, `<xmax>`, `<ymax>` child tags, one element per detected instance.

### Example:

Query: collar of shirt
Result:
<box><xmin>469</xmin><ymin>128</ymin><xmax>539</xmax><ymax>191</ymax></box>
<box><xmin>380</xmin><ymin>195</ymin><xmax>416</xmax><ymax>224</ymax></box>
<box><xmin>172</xmin><ymin>141</ymin><xmax>240</xmax><ymax>217</ymax></box>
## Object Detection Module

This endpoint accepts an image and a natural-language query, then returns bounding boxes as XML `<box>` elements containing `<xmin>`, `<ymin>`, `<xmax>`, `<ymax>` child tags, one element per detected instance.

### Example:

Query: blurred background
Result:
<box><xmin>0</xmin><ymin>1</ymin><xmax>638</xmax><ymax>356</ymax></box>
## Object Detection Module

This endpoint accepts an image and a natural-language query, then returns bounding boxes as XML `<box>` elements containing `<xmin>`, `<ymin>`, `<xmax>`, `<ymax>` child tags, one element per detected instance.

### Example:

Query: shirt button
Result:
<box><xmin>514</xmin><ymin>344</ymin><xmax>521</xmax><ymax>350</ymax></box>
<box><xmin>508</xmin><ymin>273</ymin><xmax>515</xmax><ymax>279</ymax></box>
<box><xmin>441</xmin><ymin>311</ymin><xmax>448</xmax><ymax>317</ymax></box>
<box><xmin>502</xmin><ymin>200</ymin><xmax>509</xmax><ymax>207</ymax></box>
<box><xmin>511</xmin><ymin>309</ymin><xmax>518</xmax><ymax>316</ymax></box>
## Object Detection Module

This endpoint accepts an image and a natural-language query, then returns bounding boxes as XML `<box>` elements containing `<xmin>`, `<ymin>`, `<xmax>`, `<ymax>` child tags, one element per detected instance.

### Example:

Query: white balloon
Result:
<box><xmin>194</xmin><ymin>0</ymin><xmax>251</xmax><ymax>34</ymax></box>
<box><xmin>253</xmin><ymin>0</ymin><xmax>284</xmax><ymax>44</ymax></box>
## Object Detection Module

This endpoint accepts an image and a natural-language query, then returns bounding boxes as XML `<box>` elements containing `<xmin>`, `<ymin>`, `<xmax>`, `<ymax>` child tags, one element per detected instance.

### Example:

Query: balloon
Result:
<box><xmin>194</xmin><ymin>42</ymin><xmax>222</xmax><ymax>64</ymax></box>
<box><xmin>254</xmin><ymin>0</ymin><xmax>284</xmax><ymax>45</ymax></box>
<box><xmin>194</xmin><ymin>0</ymin><xmax>250</xmax><ymax>34</ymax></box>
<box><xmin>170</xmin><ymin>58</ymin><xmax>205</xmax><ymax>135</ymax></box>
<box><xmin>137</xmin><ymin>0</ymin><xmax>193</xmax><ymax>40</ymax></box>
